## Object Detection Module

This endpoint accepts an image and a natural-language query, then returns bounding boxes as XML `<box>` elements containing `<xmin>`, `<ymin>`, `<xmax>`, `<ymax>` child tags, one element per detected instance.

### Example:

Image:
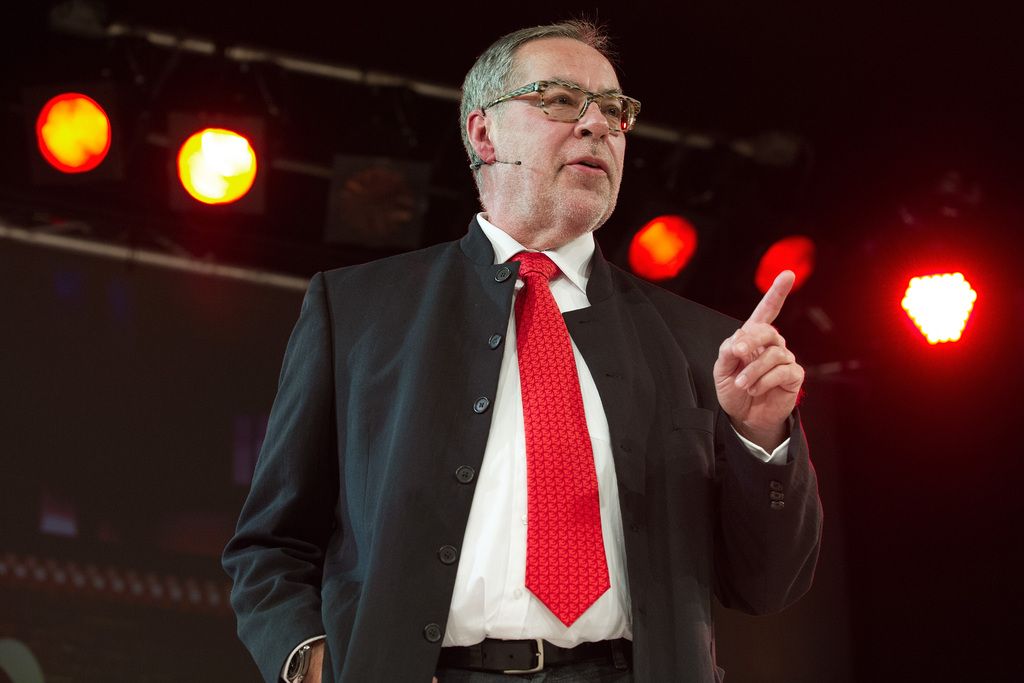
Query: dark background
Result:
<box><xmin>1</xmin><ymin>1</ymin><xmax>1021</xmax><ymax>681</ymax></box>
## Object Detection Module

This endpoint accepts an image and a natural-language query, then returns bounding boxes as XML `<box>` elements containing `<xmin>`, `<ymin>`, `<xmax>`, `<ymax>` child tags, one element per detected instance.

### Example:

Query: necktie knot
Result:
<box><xmin>510</xmin><ymin>251</ymin><xmax>559</xmax><ymax>282</ymax></box>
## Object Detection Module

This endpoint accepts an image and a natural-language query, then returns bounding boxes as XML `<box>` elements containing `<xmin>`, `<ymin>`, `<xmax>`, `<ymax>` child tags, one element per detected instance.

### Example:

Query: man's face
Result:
<box><xmin>481</xmin><ymin>38</ymin><xmax>627</xmax><ymax>246</ymax></box>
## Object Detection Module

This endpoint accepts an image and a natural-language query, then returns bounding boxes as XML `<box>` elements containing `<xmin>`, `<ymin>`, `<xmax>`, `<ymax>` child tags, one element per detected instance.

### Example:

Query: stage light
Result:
<box><xmin>168</xmin><ymin>114</ymin><xmax>264</xmax><ymax>213</ymax></box>
<box><xmin>755</xmin><ymin>235</ymin><xmax>815</xmax><ymax>294</ymax></box>
<box><xmin>176</xmin><ymin>128</ymin><xmax>257</xmax><ymax>205</ymax></box>
<box><xmin>628</xmin><ymin>215</ymin><xmax>698</xmax><ymax>281</ymax></box>
<box><xmin>325</xmin><ymin>155</ymin><xmax>431</xmax><ymax>249</ymax></box>
<box><xmin>901</xmin><ymin>272</ymin><xmax>977</xmax><ymax>344</ymax></box>
<box><xmin>35</xmin><ymin>92</ymin><xmax>111</xmax><ymax>174</ymax></box>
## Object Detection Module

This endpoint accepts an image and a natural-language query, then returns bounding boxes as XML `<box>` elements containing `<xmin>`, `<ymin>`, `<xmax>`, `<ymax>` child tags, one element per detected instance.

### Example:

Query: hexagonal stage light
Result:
<box><xmin>901</xmin><ymin>272</ymin><xmax>977</xmax><ymax>344</ymax></box>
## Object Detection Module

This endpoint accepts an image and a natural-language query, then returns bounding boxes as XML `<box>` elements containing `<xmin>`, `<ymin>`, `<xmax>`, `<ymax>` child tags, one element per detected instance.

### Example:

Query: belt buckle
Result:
<box><xmin>503</xmin><ymin>638</ymin><xmax>544</xmax><ymax>674</ymax></box>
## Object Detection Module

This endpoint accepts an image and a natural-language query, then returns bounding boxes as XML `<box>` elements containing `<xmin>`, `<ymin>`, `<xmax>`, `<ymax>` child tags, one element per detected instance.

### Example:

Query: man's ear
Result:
<box><xmin>466</xmin><ymin>110</ymin><xmax>494</xmax><ymax>166</ymax></box>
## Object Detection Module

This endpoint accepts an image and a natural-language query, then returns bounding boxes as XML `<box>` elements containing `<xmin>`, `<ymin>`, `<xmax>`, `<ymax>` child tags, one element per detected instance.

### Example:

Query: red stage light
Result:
<box><xmin>901</xmin><ymin>272</ymin><xmax>977</xmax><ymax>344</ymax></box>
<box><xmin>35</xmin><ymin>92</ymin><xmax>111</xmax><ymax>173</ymax></box>
<box><xmin>628</xmin><ymin>215</ymin><xmax>698</xmax><ymax>281</ymax></box>
<box><xmin>176</xmin><ymin>128</ymin><xmax>258</xmax><ymax>205</ymax></box>
<box><xmin>755</xmin><ymin>235</ymin><xmax>815</xmax><ymax>294</ymax></box>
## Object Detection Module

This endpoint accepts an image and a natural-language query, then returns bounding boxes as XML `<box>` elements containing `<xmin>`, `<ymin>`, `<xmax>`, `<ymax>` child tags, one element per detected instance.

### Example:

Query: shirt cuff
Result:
<box><xmin>732</xmin><ymin>425</ymin><xmax>790</xmax><ymax>465</ymax></box>
<box><xmin>280</xmin><ymin>635</ymin><xmax>326</xmax><ymax>682</ymax></box>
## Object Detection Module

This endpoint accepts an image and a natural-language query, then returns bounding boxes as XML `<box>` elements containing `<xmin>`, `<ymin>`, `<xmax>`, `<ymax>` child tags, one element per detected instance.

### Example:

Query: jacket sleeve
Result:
<box><xmin>712</xmin><ymin>408</ymin><xmax>823</xmax><ymax>615</ymax></box>
<box><xmin>222</xmin><ymin>272</ymin><xmax>339</xmax><ymax>683</ymax></box>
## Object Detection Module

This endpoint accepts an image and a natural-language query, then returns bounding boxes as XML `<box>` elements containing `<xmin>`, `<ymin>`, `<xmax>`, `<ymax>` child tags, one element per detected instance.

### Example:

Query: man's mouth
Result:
<box><xmin>566</xmin><ymin>156</ymin><xmax>609</xmax><ymax>174</ymax></box>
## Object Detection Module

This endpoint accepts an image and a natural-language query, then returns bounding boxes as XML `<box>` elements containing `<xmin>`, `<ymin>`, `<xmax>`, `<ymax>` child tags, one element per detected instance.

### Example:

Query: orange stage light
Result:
<box><xmin>628</xmin><ymin>215</ymin><xmax>698</xmax><ymax>281</ymax></box>
<box><xmin>755</xmin><ymin>235</ymin><xmax>815</xmax><ymax>294</ymax></box>
<box><xmin>35</xmin><ymin>92</ymin><xmax>111</xmax><ymax>173</ymax></box>
<box><xmin>901</xmin><ymin>272</ymin><xmax>977</xmax><ymax>344</ymax></box>
<box><xmin>176</xmin><ymin>128</ymin><xmax>258</xmax><ymax>205</ymax></box>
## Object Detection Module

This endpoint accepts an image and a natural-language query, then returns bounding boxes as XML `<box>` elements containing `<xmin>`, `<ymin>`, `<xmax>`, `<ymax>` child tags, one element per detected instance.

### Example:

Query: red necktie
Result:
<box><xmin>511</xmin><ymin>251</ymin><xmax>610</xmax><ymax>626</ymax></box>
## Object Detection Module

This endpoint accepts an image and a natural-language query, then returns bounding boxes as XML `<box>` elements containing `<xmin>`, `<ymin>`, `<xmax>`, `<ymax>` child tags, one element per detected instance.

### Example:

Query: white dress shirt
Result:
<box><xmin>443</xmin><ymin>216</ymin><xmax>632</xmax><ymax>647</ymax></box>
<box><xmin>281</xmin><ymin>214</ymin><xmax>789</xmax><ymax>677</ymax></box>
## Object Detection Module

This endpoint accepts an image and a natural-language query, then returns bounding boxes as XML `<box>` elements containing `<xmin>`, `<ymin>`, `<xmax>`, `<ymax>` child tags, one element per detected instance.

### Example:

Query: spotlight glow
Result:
<box><xmin>176</xmin><ymin>128</ymin><xmax>257</xmax><ymax>205</ymax></box>
<box><xmin>628</xmin><ymin>215</ymin><xmax>698</xmax><ymax>280</ymax></box>
<box><xmin>901</xmin><ymin>272</ymin><xmax>977</xmax><ymax>344</ymax></box>
<box><xmin>756</xmin><ymin>235</ymin><xmax>815</xmax><ymax>294</ymax></box>
<box><xmin>35</xmin><ymin>92</ymin><xmax>111</xmax><ymax>173</ymax></box>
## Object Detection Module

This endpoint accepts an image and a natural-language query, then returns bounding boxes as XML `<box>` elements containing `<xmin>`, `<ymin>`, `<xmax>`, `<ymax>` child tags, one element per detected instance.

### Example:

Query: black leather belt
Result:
<box><xmin>437</xmin><ymin>637</ymin><xmax>631</xmax><ymax>674</ymax></box>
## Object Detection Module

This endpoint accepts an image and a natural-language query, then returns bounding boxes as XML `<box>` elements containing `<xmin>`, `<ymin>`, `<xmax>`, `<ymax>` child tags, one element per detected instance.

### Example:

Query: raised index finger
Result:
<box><xmin>748</xmin><ymin>270</ymin><xmax>795</xmax><ymax>325</ymax></box>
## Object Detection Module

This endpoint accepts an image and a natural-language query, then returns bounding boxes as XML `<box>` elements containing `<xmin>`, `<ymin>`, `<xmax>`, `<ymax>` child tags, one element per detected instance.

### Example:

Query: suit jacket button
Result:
<box><xmin>488</xmin><ymin>333</ymin><xmax>503</xmax><ymax>349</ymax></box>
<box><xmin>455</xmin><ymin>465</ymin><xmax>476</xmax><ymax>484</ymax></box>
<box><xmin>770</xmin><ymin>491</ymin><xmax>785</xmax><ymax>502</ymax></box>
<box><xmin>769</xmin><ymin>480</ymin><xmax>784</xmax><ymax>492</ymax></box>
<box><xmin>770</xmin><ymin>500</ymin><xmax>786</xmax><ymax>510</ymax></box>
<box><xmin>423</xmin><ymin>623</ymin><xmax>443</xmax><ymax>642</ymax></box>
<box><xmin>438</xmin><ymin>545</ymin><xmax>458</xmax><ymax>565</ymax></box>
<box><xmin>473</xmin><ymin>397</ymin><xmax>490</xmax><ymax>413</ymax></box>
<box><xmin>494</xmin><ymin>266</ymin><xmax>512</xmax><ymax>282</ymax></box>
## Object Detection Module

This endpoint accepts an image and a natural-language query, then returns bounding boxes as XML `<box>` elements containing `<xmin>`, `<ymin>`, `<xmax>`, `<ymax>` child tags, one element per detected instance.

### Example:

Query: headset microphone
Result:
<box><xmin>469</xmin><ymin>158</ymin><xmax>523</xmax><ymax>169</ymax></box>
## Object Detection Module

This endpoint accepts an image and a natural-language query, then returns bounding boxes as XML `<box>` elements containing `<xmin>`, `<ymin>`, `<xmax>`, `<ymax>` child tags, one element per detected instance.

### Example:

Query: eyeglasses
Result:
<box><xmin>481</xmin><ymin>79</ymin><xmax>641</xmax><ymax>134</ymax></box>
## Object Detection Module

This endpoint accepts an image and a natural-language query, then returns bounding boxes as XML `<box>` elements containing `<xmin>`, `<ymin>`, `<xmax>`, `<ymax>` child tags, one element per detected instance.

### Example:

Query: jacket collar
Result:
<box><xmin>459</xmin><ymin>215</ymin><xmax>495</xmax><ymax>266</ymax></box>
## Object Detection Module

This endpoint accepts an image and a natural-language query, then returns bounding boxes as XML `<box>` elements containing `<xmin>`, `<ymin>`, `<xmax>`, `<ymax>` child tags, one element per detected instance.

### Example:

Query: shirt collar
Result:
<box><xmin>476</xmin><ymin>212</ymin><xmax>593</xmax><ymax>295</ymax></box>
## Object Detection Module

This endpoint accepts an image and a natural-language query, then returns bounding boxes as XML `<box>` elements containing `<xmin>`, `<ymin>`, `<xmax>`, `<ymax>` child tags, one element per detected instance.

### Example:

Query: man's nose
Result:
<box><xmin>574</xmin><ymin>100</ymin><xmax>611</xmax><ymax>138</ymax></box>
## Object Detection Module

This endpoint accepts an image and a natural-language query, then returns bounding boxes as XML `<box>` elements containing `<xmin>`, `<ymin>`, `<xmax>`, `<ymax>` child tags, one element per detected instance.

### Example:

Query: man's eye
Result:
<box><xmin>603</xmin><ymin>104</ymin><xmax>622</xmax><ymax>117</ymax></box>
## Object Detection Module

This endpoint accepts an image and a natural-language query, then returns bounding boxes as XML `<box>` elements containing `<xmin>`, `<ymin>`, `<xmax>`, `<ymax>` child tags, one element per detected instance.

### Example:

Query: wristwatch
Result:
<box><xmin>285</xmin><ymin>644</ymin><xmax>311</xmax><ymax>683</ymax></box>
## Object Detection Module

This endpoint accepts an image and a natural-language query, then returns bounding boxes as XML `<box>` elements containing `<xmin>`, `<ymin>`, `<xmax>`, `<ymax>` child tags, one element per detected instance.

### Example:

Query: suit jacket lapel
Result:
<box><xmin>563</xmin><ymin>242</ymin><xmax>652</xmax><ymax>496</ymax></box>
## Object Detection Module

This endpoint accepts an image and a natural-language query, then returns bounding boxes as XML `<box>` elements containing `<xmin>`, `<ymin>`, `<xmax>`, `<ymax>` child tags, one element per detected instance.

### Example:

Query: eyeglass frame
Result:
<box><xmin>480</xmin><ymin>79</ymin><xmax>641</xmax><ymax>133</ymax></box>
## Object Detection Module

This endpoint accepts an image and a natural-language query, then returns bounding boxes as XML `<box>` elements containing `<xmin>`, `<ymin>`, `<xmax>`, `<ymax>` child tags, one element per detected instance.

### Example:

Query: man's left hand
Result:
<box><xmin>713</xmin><ymin>270</ymin><xmax>805</xmax><ymax>452</ymax></box>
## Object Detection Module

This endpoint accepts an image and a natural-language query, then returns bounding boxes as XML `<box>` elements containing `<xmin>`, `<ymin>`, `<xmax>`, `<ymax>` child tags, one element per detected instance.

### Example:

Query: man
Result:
<box><xmin>223</xmin><ymin>20</ymin><xmax>822</xmax><ymax>683</ymax></box>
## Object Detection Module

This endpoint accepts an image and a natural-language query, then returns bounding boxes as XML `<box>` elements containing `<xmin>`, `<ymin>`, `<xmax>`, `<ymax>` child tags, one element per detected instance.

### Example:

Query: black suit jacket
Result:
<box><xmin>222</xmin><ymin>218</ymin><xmax>823</xmax><ymax>683</ymax></box>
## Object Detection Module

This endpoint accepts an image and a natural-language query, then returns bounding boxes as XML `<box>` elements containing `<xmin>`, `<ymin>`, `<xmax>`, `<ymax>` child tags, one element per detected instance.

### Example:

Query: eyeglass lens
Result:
<box><xmin>539</xmin><ymin>85</ymin><xmax>631</xmax><ymax>132</ymax></box>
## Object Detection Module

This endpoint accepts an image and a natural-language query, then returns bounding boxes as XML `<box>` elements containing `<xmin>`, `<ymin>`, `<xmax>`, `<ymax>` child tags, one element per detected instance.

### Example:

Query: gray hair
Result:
<box><xmin>459</xmin><ymin>20</ymin><xmax>615</xmax><ymax>188</ymax></box>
